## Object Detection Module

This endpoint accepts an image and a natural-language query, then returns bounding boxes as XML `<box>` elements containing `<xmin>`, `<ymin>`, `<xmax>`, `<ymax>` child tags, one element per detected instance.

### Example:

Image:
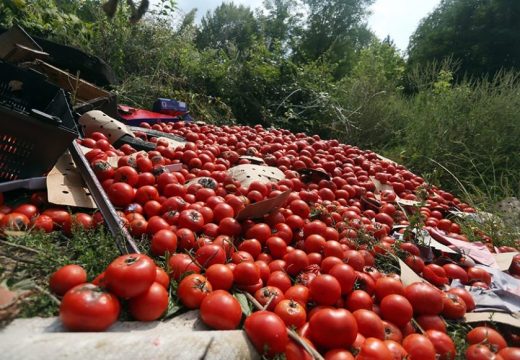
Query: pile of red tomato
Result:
<box><xmin>3</xmin><ymin>120</ymin><xmax>520</xmax><ymax>359</ymax></box>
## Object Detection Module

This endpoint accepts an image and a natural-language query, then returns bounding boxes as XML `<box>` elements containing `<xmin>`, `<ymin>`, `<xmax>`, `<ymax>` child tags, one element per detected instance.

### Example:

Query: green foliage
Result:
<box><xmin>407</xmin><ymin>0</ymin><xmax>520</xmax><ymax>79</ymax></box>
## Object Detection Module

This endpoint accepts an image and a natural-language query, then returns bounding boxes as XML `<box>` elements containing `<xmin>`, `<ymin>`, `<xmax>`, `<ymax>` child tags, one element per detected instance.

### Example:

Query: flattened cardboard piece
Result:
<box><xmin>128</xmin><ymin>150</ymin><xmax>147</xmax><ymax>162</ymax></box>
<box><xmin>398</xmin><ymin>258</ymin><xmax>429</xmax><ymax>287</ymax></box>
<box><xmin>239</xmin><ymin>156</ymin><xmax>265</xmax><ymax>165</ymax></box>
<box><xmin>79</xmin><ymin>110</ymin><xmax>134</xmax><ymax>144</ymax></box>
<box><xmin>236</xmin><ymin>190</ymin><xmax>291</xmax><ymax>221</ymax></box>
<box><xmin>464</xmin><ymin>311</ymin><xmax>520</xmax><ymax>328</ymax></box>
<box><xmin>158</xmin><ymin>137</ymin><xmax>185</xmax><ymax>149</ymax></box>
<box><xmin>46</xmin><ymin>151</ymin><xmax>96</xmax><ymax>208</ymax></box>
<box><xmin>494</xmin><ymin>252</ymin><xmax>518</xmax><ymax>271</ymax></box>
<box><xmin>297</xmin><ymin>168</ymin><xmax>331</xmax><ymax>183</ymax></box>
<box><xmin>371</xmin><ymin>176</ymin><xmax>421</xmax><ymax>207</ymax></box>
<box><xmin>228</xmin><ymin>165</ymin><xmax>284</xmax><ymax>188</ymax></box>
<box><xmin>27</xmin><ymin>59</ymin><xmax>110</xmax><ymax>102</ymax></box>
<box><xmin>428</xmin><ymin>227</ymin><xmax>499</xmax><ymax>268</ymax></box>
<box><xmin>417</xmin><ymin>229</ymin><xmax>458</xmax><ymax>254</ymax></box>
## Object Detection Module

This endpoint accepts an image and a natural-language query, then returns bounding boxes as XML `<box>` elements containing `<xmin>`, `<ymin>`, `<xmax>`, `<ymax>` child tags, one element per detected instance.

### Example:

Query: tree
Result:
<box><xmin>295</xmin><ymin>0</ymin><xmax>375</xmax><ymax>78</ymax></box>
<box><xmin>407</xmin><ymin>0</ymin><xmax>520</xmax><ymax>79</ymax></box>
<box><xmin>196</xmin><ymin>2</ymin><xmax>260</xmax><ymax>53</ymax></box>
<box><xmin>259</xmin><ymin>0</ymin><xmax>303</xmax><ymax>53</ymax></box>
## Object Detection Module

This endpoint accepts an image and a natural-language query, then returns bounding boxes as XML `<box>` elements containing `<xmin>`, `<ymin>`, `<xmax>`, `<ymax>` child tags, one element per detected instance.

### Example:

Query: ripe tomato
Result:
<box><xmin>195</xmin><ymin>244</ymin><xmax>226</xmax><ymax>267</ymax></box>
<box><xmin>200</xmin><ymin>290</ymin><xmax>242</xmax><ymax>330</ymax></box>
<box><xmin>309</xmin><ymin>308</ymin><xmax>358</xmax><ymax>349</ymax></box>
<box><xmin>328</xmin><ymin>263</ymin><xmax>356</xmax><ymax>295</ymax></box>
<box><xmin>105</xmin><ymin>254</ymin><xmax>156</xmax><ymax>298</ymax></box>
<box><xmin>467</xmin><ymin>267</ymin><xmax>492</xmax><ymax>286</ymax></box>
<box><xmin>498</xmin><ymin>347</ymin><xmax>520</xmax><ymax>360</ymax></box>
<box><xmin>33</xmin><ymin>215</ymin><xmax>54</xmax><ymax>233</ymax></box>
<box><xmin>346</xmin><ymin>289</ymin><xmax>373</xmax><ymax>311</ymax></box>
<box><xmin>465</xmin><ymin>344</ymin><xmax>499</xmax><ymax>360</ymax></box>
<box><xmin>425</xmin><ymin>330</ymin><xmax>456</xmax><ymax>360</ymax></box>
<box><xmin>402</xmin><ymin>334</ymin><xmax>436</xmax><ymax>360</ymax></box>
<box><xmin>128</xmin><ymin>282</ymin><xmax>169</xmax><ymax>321</ymax></box>
<box><xmin>446</xmin><ymin>287</ymin><xmax>475</xmax><ymax>312</ymax></box>
<box><xmin>13</xmin><ymin>204</ymin><xmax>39</xmax><ymax>220</ymax></box>
<box><xmin>415</xmin><ymin>315</ymin><xmax>447</xmax><ymax>333</ymax></box>
<box><xmin>134</xmin><ymin>185</ymin><xmax>159</xmax><ymax>204</ymax></box>
<box><xmin>310</xmin><ymin>274</ymin><xmax>341</xmax><ymax>306</ymax></box>
<box><xmin>177</xmin><ymin>274</ymin><xmax>212</xmax><ymax>309</ymax></box>
<box><xmin>385</xmin><ymin>340</ymin><xmax>408</xmax><ymax>360</ymax></box>
<box><xmin>244</xmin><ymin>311</ymin><xmax>289</xmax><ymax>357</ymax></box>
<box><xmin>274</xmin><ymin>299</ymin><xmax>307</xmax><ymax>328</ymax></box>
<box><xmin>245</xmin><ymin>223</ymin><xmax>271</xmax><ymax>244</ymax></box>
<box><xmin>205</xmin><ymin>264</ymin><xmax>234</xmax><ymax>290</ymax></box>
<box><xmin>423</xmin><ymin>264</ymin><xmax>449</xmax><ymax>287</ymax></box>
<box><xmin>467</xmin><ymin>326</ymin><xmax>507</xmax><ymax>352</ymax></box>
<box><xmin>1</xmin><ymin>212</ymin><xmax>30</xmax><ymax>230</ymax></box>
<box><xmin>49</xmin><ymin>264</ymin><xmax>87</xmax><ymax>296</ymax></box>
<box><xmin>383</xmin><ymin>320</ymin><xmax>403</xmax><ymax>342</ymax></box>
<box><xmin>155</xmin><ymin>267</ymin><xmax>170</xmax><ymax>289</ymax></box>
<box><xmin>284</xmin><ymin>285</ymin><xmax>310</xmax><ymax>307</ymax></box>
<box><xmin>441</xmin><ymin>293</ymin><xmax>467</xmax><ymax>319</ymax></box>
<box><xmin>107</xmin><ymin>182</ymin><xmax>135</xmax><ymax>207</ymax></box>
<box><xmin>254</xmin><ymin>286</ymin><xmax>285</xmax><ymax>311</ymax></box>
<box><xmin>353</xmin><ymin>309</ymin><xmax>385</xmax><ymax>340</ymax></box>
<box><xmin>374</xmin><ymin>276</ymin><xmax>405</xmax><ymax>301</ymax></box>
<box><xmin>233</xmin><ymin>262</ymin><xmax>260</xmax><ymax>286</ymax></box>
<box><xmin>59</xmin><ymin>283</ymin><xmax>120</xmax><ymax>331</ymax></box>
<box><xmin>151</xmin><ymin>229</ymin><xmax>177</xmax><ymax>256</ymax></box>
<box><xmin>356</xmin><ymin>338</ymin><xmax>393</xmax><ymax>360</ymax></box>
<box><xmin>380</xmin><ymin>294</ymin><xmax>413</xmax><ymax>327</ymax></box>
<box><xmin>178</xmin><ymin>209</ymin><xmax>205</xmax><ymax>232</ymax></box>
<box><xmin>404</xmin><ymin>282</ymin><xmax>444</xmax><ymax>315</ymax></box>
<box><xmin>168</xmin><ymin>253</ymin><xmax>200</xmax><ymax>280</ymax></box>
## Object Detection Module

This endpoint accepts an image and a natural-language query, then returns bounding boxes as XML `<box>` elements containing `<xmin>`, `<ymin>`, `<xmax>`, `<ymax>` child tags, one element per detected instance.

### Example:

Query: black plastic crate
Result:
<box><xmin>0</xmin><ymin>61</ymin><xmax>78</xmax><ymax>182</ymax></box>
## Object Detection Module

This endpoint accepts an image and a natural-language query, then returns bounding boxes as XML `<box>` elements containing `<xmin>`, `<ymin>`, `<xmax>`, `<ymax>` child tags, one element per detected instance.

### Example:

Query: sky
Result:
<box><xmin>172</xmin><ymin>0</ymin><xmax>442</xmax><ymax>52</ymax></box>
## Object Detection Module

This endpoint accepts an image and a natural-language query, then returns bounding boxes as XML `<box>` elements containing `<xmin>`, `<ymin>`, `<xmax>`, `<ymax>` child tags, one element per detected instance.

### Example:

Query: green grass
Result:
<box><xmin>0</xmin><ymin>227</ymin><xmax>119</xmax><ymax>320</ymax></box>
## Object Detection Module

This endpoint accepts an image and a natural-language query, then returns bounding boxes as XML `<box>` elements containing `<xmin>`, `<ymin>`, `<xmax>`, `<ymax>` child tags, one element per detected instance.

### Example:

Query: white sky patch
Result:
<box><xmin>157</xmin><ymin>0</ymin><xmax>441</xmax><ymax>51</ymax></box>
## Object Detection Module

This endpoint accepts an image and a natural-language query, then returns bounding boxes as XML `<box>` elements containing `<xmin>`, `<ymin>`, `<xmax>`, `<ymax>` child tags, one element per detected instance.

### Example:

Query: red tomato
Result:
<box><xmin>155</xmin><ymin>267</ymin><xmax>170</xmax><ymax>289</ymax></box>
<box><xmin>309</xmin><ymin>308</ymin><xmax>358</xmax><ymax>349</ymax></box>
<box><xmin>415</xmin><ymin>315</ymin><xmax>447</xmax><ymax>333</ymax></box>
<box><xmin>404</xmin><ymin>282</ymin><xmax>444</xmax><ymax>315</ymax></box>
<box><xmin>233</xmin><ymin>262</ymin><xmax>260</xmax><ymax>286</ymax></box>
<box><xmin>402</xmin><ymin>334</ymin><xmax>436</xmax><ymax>360</ymax></box>
<box><xmin>49</xmin><ymin>265</ymin><xmax>87</xmax><ymax>296</ymax></box>
<box><xmin>274</xmin><ymin>299</ymin><xmax>307</xmax><ymax>328</ymax></box>
<box><xmin>59</xmin><ymin>283</ymin><xmax>120</xmax><ymax>331</ymax></box>
<box><xmin>107</xmin><ymin>182</ymin><xmax>135</xmax><ymax>207</ymax></box>
<box><xmin>13</xmin><ymin>204</ymin><xmax>39</xmax><ymax>220</ymax></box>
<box><xmin>467</xmin><ymin>327</ymin><xmax>507</xmax><ymax>352</ymax></box>
<box><xmin>382</xmin><ymin>320</ymin><xmax>403</xmax><ymax>342</ymax></box>
<box><xmin>353</xmin><ymin>309</ymin><xmax>386</xmax><ymax>340</ymax></box>
<box><xmin>441</xmin><ymin>293</ymin><xmax>467</xmax><ymax>319</ymax></box>
<box><xmin>254</xmin><ymin>286</ymin><xmax>285</xmax><ymax>311</ymax></box>
<box><xmin>177</xmin><ymin>274</ymin><xmax>212</xmax><ymax>309</ymax></box>
<box><xmin>1</xmin><ymin>212</ymin><xmax>30</xmax><ymax>230</ymax></box>
<box><xmin>200</xmin><ymin>290</ymin><xmax>242</xmax><ymax>330</ymax></box>
<box><xmin>385</xmin><ymin>340</ymin><xmax>408</xmax><ymax>360</ymax></box>
<box><xmin>357</xmin><ymin>338</ymin><xmax>393</xmax><ymax>360</ymax></box>
<box><xmin>346</xmin><ymin>290</ymin><xmax>373</xmax><ymax>311</ymax></box>
<box><xmin>168</xmin><ymin>253</ymin><xmax>200</xmax><ymax>280</ymax></box>
<box><xmin>328</xmin><ymin>263</ymin><xmax>356</xmax><ymax>295</ymax></box>
<box><xmin>310</xmin><ymin>274</ymin><xmax>341</xmax><ymax>306</ymax></box>
<box><xmin>467</xmin><ymin>267</ymin><xmax>492</xmax><ymax>286</ymax></box>
<box><xmin>195</xmin><ymin>244</ymin><xmax>226</xmax><ymax>267</ymax></box>
<box><xmin>498</xmin><ymin>347</ymin><xmax>520</xmax><ymax>360</ymax></box>
<box><xmin>33</xmin><ymin>215</ymin><xmax>54</xmax><ymax>233</ymax></box>
<box><xmin>423</xmin><ymin>264</ymin><xmax>449</xmax><ymax>287</ymax></box>
<box><xmin>380</xmin><ymin>294</ymin><xmax>413</xmax><ymax>327</ymax></box>
<box><xmin>284</xmin><ymin>285</ymin><xmax>310</xmax><ymax>307</ymax></box>
<box><xmin>244</xmin><ymin>311</ymin><xmax>289</xmax><ymax>357</ymax></box>
<box><xmin>425</xmin><ymin>330</ymin><xmax>456</xmax><ymax>360</ymax></box>
<box><xmin>151</xmin><ymin>229</ymin><xmax>177</xmax><ymax>256</ymax></box>
<box><xmin>105</xmin><ymin>254</ymin><xmax>156</xmax><ymax>298</ymax></box>
<box><xmin>128</xmin><ymin>282</ymin><xmax>169</xmax><ymax>321</ymax></box>
<box><xmin>465</xmin><ymin>344</ymin><xmax>499</xmax><ymax>360</ymax></box>
<box><xmin>374</xmin><ymin>276</ymin><xmax>405</xmax><ymax>301</ymax></box>
<box><xmin>205</xmin><ymin>264</ymin><xmax>234</xmax><ymax>290</ymax></box>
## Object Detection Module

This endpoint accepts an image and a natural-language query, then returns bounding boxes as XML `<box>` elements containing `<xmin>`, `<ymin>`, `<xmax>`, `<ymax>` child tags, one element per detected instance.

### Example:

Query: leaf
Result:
<box><xmin>233</xmin><ymin>292</ymin><xmax>251</xmax><ymax>316</ymax></box>
<box><xmin>162</xmin><ymin>300</ymin><xmax>182</xmax><ymax>320</ymax></box>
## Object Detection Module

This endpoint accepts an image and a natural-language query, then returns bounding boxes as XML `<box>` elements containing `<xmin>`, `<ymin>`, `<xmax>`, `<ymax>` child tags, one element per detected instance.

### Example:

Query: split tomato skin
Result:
<box><xmin>59</xmin><ymin>283</ymin><xmax>120</xmax><ymax>332</ymax></box>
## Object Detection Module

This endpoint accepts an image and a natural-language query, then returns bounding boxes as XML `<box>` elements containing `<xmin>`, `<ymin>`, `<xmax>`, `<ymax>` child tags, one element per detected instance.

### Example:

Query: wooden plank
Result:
<box><xmin>27</xmin><ymin>60</ymin><xmax>110</xmax><ymax>102</ymax></box>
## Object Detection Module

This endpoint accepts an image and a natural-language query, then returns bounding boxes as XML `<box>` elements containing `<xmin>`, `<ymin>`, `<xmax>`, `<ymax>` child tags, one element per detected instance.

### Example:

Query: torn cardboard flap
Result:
<box><xmin>228</xmin><ymin>164</ymin><xmax>285</xmax><ymax>188</ymax></box>
<box><xmin>398</xmin><ymin>258</ymin><xmax>430</xmax><ymax>287</ymax></box>
<box><xmin>46</xmin><ymin>151</ymin><xmax>96</xmax><ymax>208</ymax></box>
<box><xmin>79</xmin><ymin>111</ymin><xmax>134</xmax><ymax>144</ymax></box>
<box><xmin>417</xmin><ymin>229</ymin><xmax>458</xmax><ymax>254</ymax></box>
<box><xmin>371</xmin><ymin>176</ymin><xmax>421</xmax><ymax>206</ymax></box>
<box><xmin>464</xmin><ymin>311</ymin><xmax>520</xmax><ymax>328</ymax></box>
<box><xmin>184</xmin><ymin>177</ymin><xmax>217</xmax><ymax>189</ymax></box>
<box><xmin>236</xmin><ymin>190</ymin><xmax>291</xmax><ymax>221</ymax></box>
<box><xmin>494</xmin><ymin>252</ymin><xmax>518</xmax><ymax>271</ymax></box>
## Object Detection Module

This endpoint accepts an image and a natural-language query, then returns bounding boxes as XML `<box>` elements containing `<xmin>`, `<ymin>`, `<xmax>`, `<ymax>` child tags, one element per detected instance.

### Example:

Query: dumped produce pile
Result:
<box><xmin>1</xmin><ymin>120</ymin><xmax>520</xmax><ymax>359</ymax></box>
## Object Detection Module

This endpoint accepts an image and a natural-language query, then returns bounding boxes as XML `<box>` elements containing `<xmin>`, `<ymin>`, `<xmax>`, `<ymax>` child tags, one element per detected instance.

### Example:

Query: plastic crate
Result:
<box><xmin>152</xmin><ymin>98</ymin><xmax>188</xmax><ymax>117</ymax></box>
<box><xmin>0</xmin><ymin>61</ymin><xmax>78</xmax><ymax>182</ymax></box>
